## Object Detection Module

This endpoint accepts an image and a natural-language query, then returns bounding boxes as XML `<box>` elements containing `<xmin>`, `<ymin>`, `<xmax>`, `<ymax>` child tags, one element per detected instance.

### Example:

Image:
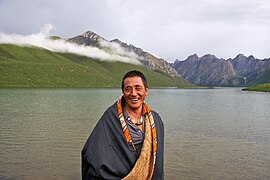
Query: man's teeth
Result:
<box><xmin>130</xmin><ymin>98</ymin><xmax>139</xmax><ymax>102</ymax></box>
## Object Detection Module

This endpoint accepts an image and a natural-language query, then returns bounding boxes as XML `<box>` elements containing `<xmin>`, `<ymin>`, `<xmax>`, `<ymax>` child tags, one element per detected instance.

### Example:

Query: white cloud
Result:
<box><xmin>0</xmin><ymin>24</ymin><xmax>141</xmax><ymax>64</ymax></box>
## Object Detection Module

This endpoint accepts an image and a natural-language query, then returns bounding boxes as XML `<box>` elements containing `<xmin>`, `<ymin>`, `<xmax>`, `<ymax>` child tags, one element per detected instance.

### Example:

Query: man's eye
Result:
<box><xmin>125</xmin><ymin>87</ymin><xmax>131</xmax><ymax>92</ymax></box>
<box><xmin>136</xmin><ymin>86</ymin><xmax>142</xmax><ymax>91</ymax></box>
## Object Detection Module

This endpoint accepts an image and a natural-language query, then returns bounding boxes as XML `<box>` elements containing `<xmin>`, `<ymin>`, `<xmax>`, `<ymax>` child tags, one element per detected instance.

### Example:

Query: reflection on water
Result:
<box><xmin>0</xmin><ymin>88</ymin><xmax>270</xmax><ymax>179</ymax></box>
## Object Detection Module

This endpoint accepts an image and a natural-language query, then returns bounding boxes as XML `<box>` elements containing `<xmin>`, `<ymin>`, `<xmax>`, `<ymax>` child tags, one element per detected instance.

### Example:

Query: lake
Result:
<box><xmin>0</xmin><ymin>88</ymin><xmax>269</xmax><ymax>180</ymax></box>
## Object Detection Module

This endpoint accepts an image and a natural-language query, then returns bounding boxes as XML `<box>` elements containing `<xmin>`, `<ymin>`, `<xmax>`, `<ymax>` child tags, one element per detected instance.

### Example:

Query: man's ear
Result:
<box><xmin>145</xmin><ymin>87</ymin><xmax>149</xmax><ymax>96</ymax></box>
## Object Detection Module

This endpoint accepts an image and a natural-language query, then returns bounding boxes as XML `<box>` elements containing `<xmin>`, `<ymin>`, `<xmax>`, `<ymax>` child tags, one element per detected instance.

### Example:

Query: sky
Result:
<box><xmin>1</xmin><ymin>0</ymin><xmax>270</xmax><ymax>62</ymax></box>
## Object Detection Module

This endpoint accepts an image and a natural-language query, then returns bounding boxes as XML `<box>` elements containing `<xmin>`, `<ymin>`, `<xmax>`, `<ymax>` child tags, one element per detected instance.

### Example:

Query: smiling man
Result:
<box><xmin>82</xmin><ymin>70</ymin><xmax>164</xmax><ymax>180</ymax></box>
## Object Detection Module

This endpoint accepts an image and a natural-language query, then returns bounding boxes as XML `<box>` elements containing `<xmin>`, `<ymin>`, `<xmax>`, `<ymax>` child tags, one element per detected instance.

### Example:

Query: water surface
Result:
<box><xmin>0</xmin><ymin>88</ymin><xmax>269</xmax><ymax>179</ymax></box>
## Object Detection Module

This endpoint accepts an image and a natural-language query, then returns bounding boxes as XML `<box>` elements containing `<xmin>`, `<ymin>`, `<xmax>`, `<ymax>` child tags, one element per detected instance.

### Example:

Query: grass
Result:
<box><xmin>242</xmin><ymin>83</ymin><xmax>270</xmax><ymax>92</ymax></box>
<box><xmin>0</xmin><ymin>44</ymin><xmax>193</xmax><ymax>88</ymax></box>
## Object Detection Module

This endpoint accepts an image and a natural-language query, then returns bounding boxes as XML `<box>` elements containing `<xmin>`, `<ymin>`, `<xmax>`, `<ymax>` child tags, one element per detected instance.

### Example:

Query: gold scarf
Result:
<box><xmin>117</xmin><ymin>97</ymin><xmax>157</xmax><ymax>180</ymax></box>
<box><xmin>123</xmin><ymin>115</ymin><xmax>153</xmax><ymax>180</ymax></box>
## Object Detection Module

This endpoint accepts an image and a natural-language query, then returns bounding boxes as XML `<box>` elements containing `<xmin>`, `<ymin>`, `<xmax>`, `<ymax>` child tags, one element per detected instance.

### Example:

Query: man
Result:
<box><xmin>81</xmin><ymin>70</ymin><xmax>164</xmax><ymax>180</ymax></box>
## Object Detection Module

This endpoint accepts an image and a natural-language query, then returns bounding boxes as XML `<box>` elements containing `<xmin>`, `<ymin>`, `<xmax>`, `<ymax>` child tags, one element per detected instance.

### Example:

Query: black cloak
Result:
<box><xmin>81</xmin><ymin>102</ymin><xmax>164</xmax><ymax>180</ymax></box>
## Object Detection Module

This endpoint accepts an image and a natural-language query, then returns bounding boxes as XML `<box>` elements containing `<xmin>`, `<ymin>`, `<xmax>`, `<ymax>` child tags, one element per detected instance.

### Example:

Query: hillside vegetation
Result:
<box><xmin>242</xmin><ymin>83</ymin><xmax>270</xmax><ymax>92</ymax></box>
<box><xmin>0</xmin><ymin>44</ymin><xmax>192</xmax><ymax>88</ymax></box>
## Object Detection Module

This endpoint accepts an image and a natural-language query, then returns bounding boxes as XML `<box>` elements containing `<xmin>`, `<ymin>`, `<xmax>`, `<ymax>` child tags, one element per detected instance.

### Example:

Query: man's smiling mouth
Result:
<box><xmin>129</xmin><ymin>98</ymin><xmax>139</xmax><ymax>102</ymax></box>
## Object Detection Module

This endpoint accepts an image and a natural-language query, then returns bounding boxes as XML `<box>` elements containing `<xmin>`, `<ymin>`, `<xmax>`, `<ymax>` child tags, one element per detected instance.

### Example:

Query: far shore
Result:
<box><xmin>242</xmin><ymin>83</ymin><xmax>270</xmax><ymax>92</ymax></box>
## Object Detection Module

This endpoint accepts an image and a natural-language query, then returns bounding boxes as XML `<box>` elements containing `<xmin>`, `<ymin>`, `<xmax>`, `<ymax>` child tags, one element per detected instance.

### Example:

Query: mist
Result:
<box><xmin>0</xmin><ymin>24</ymin><xmax>141</xmax><ymax>65</ymax></box>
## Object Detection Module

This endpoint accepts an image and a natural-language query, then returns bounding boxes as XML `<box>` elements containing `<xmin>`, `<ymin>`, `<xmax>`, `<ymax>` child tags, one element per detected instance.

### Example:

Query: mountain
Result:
<box><xmin>229</xmin><ymin>54</ymin><xmax>270</xmax><ymax>85</ymax></box>
<box><xmin>68</xmin><ymin>31</ymin><xmax>105</xmax><ymax>47</ymax></box>
<box><xmin>172</xmin><ymin>54</ymin><xmax>270</xmax><ymax>86</ymax></box>
<box><xmin>68</xmin><ymin>31</ymin><xmax>181</xmax><ymax>79</ymax></box>
<box><xmin>0</xmin><ymin>44</ymin><xmax>191</xmax><ymax>88</ymax></box>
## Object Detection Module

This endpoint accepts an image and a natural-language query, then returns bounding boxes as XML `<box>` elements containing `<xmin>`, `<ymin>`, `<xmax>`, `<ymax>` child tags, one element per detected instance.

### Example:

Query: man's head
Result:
<box><xmin>121</xmin><ymin>70</ymin><xmax>148</xmax><ymax>92</ymax></box>
<box><xmin>122</xmin><ymin>70</ymin><xmax>149</xmax><ymax>112</ymax></box>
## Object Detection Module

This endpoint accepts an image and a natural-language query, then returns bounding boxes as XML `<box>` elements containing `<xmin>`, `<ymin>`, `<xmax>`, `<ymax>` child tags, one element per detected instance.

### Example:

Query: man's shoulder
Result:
<box><xmin>91</xmin><ymin>101</ymin><xmax>120</xmax><ymax>134</ymax></box>
<box><xmin>99</xmin><ymin>101</ymin><xmax>119</xmax><ymax>123</ymax></box>
<box><xmin>151</xmin><ymin>110</ymin><xmax>163</xmax><ymax>125</ymax></box>
<box><xmin>105</xmin><ymin>101</ymin><xmax>117</xmax><ymax>113</ymax></box>
<box><xmin>151</xmin><ymin>109</ymin><xmax>161</xmax><ymax>119</ymax></box>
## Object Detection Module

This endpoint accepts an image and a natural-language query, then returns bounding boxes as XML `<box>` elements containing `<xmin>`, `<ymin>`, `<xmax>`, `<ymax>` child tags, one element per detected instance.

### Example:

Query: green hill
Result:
<box><xmin>0</xmin><ymin>44</ymin><xmax>192</xmax><ymax>88</ymax></box>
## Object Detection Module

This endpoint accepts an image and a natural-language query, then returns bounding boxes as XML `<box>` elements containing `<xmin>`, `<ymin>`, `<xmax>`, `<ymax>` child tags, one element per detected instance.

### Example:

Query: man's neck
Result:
<box><xmin>126</xmin><ymin>106</ymin><xmax>142</xmax><ymax>119</ymax></box>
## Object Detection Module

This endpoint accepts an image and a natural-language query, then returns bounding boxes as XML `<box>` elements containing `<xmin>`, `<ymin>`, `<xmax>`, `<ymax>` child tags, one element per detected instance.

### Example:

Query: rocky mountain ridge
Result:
<box><xmin>172</xmin><ymin>54</ymin><xmax>270</xmax><ymax>86</ymax></box>
<box><xmin>68</xmin><ymin>31</ymin><xmax>181</xmax><ymax>79</ymax></box>
<box><xmin>69</xmin><ymin>31</ymin><xmax>106</xmax><ymax>47</ymax></box>
<box><xmin>65</xmin><ymin>30</ymin><xmax>270</xmax><ymax>87</ymax></box>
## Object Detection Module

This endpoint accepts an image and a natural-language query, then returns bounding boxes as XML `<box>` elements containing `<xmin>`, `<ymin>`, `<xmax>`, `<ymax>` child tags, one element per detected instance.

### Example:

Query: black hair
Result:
<box><xmin>121</xmin><ymin>70</ymin><xmax>148</xmax><ymax>92</ymax></box>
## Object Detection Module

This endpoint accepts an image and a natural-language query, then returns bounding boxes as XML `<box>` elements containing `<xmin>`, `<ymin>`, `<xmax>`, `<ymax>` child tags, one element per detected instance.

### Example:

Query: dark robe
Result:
<box><xmin>81</xmin><ymin>102</ymin><xmax>164</xmax><ymax>180</ymax></box>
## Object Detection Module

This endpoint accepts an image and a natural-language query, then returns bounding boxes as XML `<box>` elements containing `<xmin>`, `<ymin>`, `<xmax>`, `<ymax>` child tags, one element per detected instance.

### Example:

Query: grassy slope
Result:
<box><xmin>242</xmin><ymin>83</ymin><xmax>270</xmax><ymax>92</ymax></box>
<box><xmin>0</xmin><ymin>44</ymin><xmax>192</xmax><ymax>88</ymax></box>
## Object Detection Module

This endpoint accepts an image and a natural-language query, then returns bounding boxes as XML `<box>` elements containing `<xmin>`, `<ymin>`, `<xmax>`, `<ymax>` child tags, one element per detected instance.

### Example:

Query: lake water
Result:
<box><xmin>0</xmin><ymin>88</ymin><xmax>269</xmax><ymax>180</ymax></box>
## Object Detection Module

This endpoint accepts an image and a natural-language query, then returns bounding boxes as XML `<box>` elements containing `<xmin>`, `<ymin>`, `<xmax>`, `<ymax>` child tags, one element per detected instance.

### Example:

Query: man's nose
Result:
<box><xmin>130</xmin><ymin>88</ymin><xmax>137</xmax><ymax>95</ymax></box>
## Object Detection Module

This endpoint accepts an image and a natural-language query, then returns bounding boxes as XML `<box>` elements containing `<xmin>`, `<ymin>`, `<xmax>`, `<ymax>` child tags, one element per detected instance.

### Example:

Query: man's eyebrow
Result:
<box><xmin>124</xmin><ymin>85</ymin><xmax>142</xmax><ymax>87</ymax></box>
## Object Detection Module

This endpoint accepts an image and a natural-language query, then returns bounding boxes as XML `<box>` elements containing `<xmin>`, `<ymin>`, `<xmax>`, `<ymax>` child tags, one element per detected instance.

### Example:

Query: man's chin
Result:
<box><xmin>127</xmin><ymin>103</ymin><xmax>142</xmax><ymax>110</ymax></box>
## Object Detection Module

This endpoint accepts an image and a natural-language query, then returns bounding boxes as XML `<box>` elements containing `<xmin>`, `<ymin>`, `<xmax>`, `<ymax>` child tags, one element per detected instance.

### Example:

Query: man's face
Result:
<box><xmin>123</xmin><ymin>76</ymin><xmax>148</xmax><ymax>112</ymax></box>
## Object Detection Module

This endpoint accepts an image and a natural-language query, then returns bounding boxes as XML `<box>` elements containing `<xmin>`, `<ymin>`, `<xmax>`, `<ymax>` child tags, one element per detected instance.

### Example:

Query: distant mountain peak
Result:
<box><xmin>68</xmin><ymin>31</ymin><xmax>106</xmax><ymax>47</ymax></box>
<box><xmin>82</xmin><ymin>31</ymin><xmax>98</xmax><ymax>37</ymax></box>
<box><xmin>111</xmin><ymin>39</ymin><xmax>122</xmax><ymax>44</ymax></box>
<box><xmin>186</xmin><ymin>54</ymin><xmax>199</xmax><ymax>61</ymax></box>
<box><xmin>82</xmin><ymin>31</ymin><xmax>105</xmax><ymax>41</ymax></box>
<box><xmin>248</xmin><ymin>55</ymin><xmax>255</xmax><ymax>59</ymax></box>
<box><xmin>234</xmin><ymin>53</ymin><xmax>246</xmax><ymax>60</ymax></box>
<box><xmin>202</xmin><ymin>54</ymin><xmax>217</xmax><ymax>59</ymax></box>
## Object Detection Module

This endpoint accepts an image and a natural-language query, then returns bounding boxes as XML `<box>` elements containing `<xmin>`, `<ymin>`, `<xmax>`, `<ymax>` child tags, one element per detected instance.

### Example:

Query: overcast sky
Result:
<box><xmin>1</xmin><ymin>0</ymin><xmax>270</xmax><ymax>61</ymax></box>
